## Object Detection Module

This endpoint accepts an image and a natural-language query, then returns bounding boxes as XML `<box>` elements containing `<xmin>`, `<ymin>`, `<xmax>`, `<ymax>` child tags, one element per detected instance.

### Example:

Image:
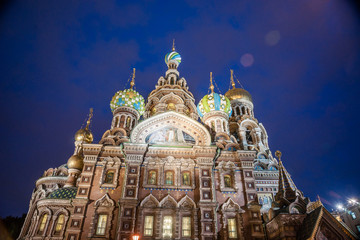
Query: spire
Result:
<box><xmin>230</xmin><ymin>69</ymin><xmax>235</xmax><ymax>89</ymax></box>
<box><xmin>172</xmin><ymin>39</ymin><xmax>176</xmax><ymax>51</ymax></box>
<box><xmin>130</xmin><ymin>68</ymin><xmax>135</xmax><ymax>89</ymax></box>
<box><xmin>85</xmin><ymin>108</ymin><xmax>93</xmax><ymax>130</ymax></box>
<box><xmin>275</xmin><ymin>150</ymin><xmax>299</xmax><ymax>201</ymax></box>
<box><xmin>210</xmin><ymin>72</ymin><xmax>214</xmax><ymax>94</ymax></box>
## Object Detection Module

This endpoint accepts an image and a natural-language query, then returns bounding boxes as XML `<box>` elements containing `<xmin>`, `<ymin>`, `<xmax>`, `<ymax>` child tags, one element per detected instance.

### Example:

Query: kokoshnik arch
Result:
<box><xmin>18</xmin><ymin>44</ymin><xmax>357</xmax><ymax>240</ymax></box>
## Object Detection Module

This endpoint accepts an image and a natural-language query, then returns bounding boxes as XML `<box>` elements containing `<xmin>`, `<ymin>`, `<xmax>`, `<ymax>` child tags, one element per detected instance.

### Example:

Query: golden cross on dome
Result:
<box><xmin>275</xmin><ymin>150</ymin><xmax>282</xmax><ymax>163</ymax></box>
<box><xmin>130</xmin><ymin>68</ymin><xmax>135</xmax><ymax>89</ymax></box>
<box><xmin>230</xmin><ymin>69</ymin><xmax>235</xmax><ymax>89</ymax></box>
<box><xmin>172</xmin><ymin>39</ymin><xmax>176</xmax><ymax>51</ymax></box>
<box><xmin>210</xmin><ymin>72</ymin><xmax>214</xmax><ymax>94</ymax></box>
<box><xmin>85</xmin><ymin>108</ymin><xmax>93</xmax><ymax>130</ymax></box>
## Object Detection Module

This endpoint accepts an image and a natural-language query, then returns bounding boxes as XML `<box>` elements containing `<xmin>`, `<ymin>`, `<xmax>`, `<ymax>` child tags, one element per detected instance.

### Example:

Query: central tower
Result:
<box><xmin>144</xmin><ymin>42</ymin><xmax>198</xmax><ymax>120</ymax></box>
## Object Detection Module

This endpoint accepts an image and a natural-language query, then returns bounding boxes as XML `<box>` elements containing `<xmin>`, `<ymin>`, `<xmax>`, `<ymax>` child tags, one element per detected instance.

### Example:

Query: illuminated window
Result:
<box><xmin>126</xmin><ymin>116</ymin><xmax>131</xmax><ymax>128</ymax></box>
<box><xmin>144</xmin><ymin>216</ymin><xmax>154</xmax><ymax>236</ymax></box>
<box><xmin>96</xmin><ymin>214</ymin><xmax>107</xmax><ymax>235</ymax></box>
<box><xmin>38</xmin><ymin>213</ymin><xmax>48</xmax><ymax>234</ymax></box>
<box><xmin>350</xmin><ymin>211</ymin><xmax>357</xmax><ymax>219</ymax></box>
<box><xmin>54</xmin><ymin>214</ymin><xmax>65</xmax><ymax>234</ymax></box>
<box><xmin>114</xmin><ymin>116</ymin><xmax>119</xmax><ymax>127</ymax></box>
<box><xmin>182</xmin><ymin>216</ymin><xmax>191</xmax><ymax>237</ymax></box>
<box><xmin>224</xmin><ymin>175</ymin><xmax>232</xmax><ymax>188</ymax></box>
<box><xmin>104</xmin><ymin>170</ymin><xmax>114</xmax><ymax>184</ymax></box>
<box><xmin>182</xmin><ymin>172</ymin><xmax>190</xmax><ymax>186</ymax></box>
<box><xmin>165</xmin><ymin>171</ymin><xmax>174</xmax><ymax>185</ymax></box>
<box><xmin>148</xmin><ymin>170</ymin><xmax>157</xmax><ymax>185</ymax></box>
<box><xmin>356</xmin><ymin>225</ymin><xmax>360</xmax><ymax>233</ymax></box>
<box><xmin>163</xmin><ymin>216</ymin><xmax>173</xmax><ymax>238</ymax></box>
<box><xmin>228</xmin><ymin>218</ymin><xmax>237</xmax><ymax>238</ymax></box>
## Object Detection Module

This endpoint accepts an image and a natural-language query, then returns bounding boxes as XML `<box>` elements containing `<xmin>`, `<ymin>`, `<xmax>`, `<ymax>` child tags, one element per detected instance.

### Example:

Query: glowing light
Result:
<box><xmin>132</xmin><ymin>233</ymin><xmax>140</xmax><ymax>240</ymax></box>
<box><xmin>336</xmin><ymin>204</ymin><xmax>344</xmax><ymax>210</ymax></box>
<box><xmin>265</xmin><ymin>30</ymin><xmax>281</xmax><ymax>46</ymax></box>
<box><xmin>240</xmin><ymin>53</ymin><xmax>254</xmax><ymax>67</ymax></box>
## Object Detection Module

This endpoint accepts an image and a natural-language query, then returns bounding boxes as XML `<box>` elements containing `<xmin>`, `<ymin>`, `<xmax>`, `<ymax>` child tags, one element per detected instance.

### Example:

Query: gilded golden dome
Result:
<box><xmin>74</xmin><ymin>128</ymin><xmax>93</xmax><ymax>143</ymax></box>
<box><xmin>67</xmin><ymin>154</ymin><xmax>84</xmax><ymax>170</ymax></box>
<box><xmin>225</xmin><ymin>88</ymin><xmax>252</xmax><ymax>102</ymax></box>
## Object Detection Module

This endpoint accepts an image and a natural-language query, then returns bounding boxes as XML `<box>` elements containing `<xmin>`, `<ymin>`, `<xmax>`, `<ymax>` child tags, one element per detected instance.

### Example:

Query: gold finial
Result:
<box><xmin>275</xmin><ymin>150</ymin><xmax>282</xmax><ymax>162</ymax></box>
<box><xmin>130</xmin><ymin>68</ymin><xmax>135</xmax><ymax>89</ymax></box>
<box><xmin>210</xmin><ymin>72</ymin><xmax>214</xmax><ymax>94</ymax></box>
<box><xmin>85</xmin><ymin>108</ymin><xmax>93</xmax><ymax>130</ymax></box>
<box><xmin>230</xmin><ymin>69</ymin><xmax>235</xmax><ymax>89</ymax></box>
<box><xmin>172</xmin><ymin>39</ymin><xmax>175</xmax><ymax>51</ymax></box>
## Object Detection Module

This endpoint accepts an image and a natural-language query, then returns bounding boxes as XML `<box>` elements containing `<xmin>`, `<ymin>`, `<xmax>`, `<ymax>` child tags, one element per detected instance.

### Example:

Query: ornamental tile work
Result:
<box><xmin>47</xmin><ymin>187</ymin><xmax>77</xmax><ymax>199</ymax></box>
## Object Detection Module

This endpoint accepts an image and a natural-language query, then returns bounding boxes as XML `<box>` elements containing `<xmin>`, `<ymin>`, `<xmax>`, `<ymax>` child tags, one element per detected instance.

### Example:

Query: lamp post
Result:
<box><xmin>132</xmin><ymin>233</ymin><xmax>140</xmax><ymax>240</ymax></box>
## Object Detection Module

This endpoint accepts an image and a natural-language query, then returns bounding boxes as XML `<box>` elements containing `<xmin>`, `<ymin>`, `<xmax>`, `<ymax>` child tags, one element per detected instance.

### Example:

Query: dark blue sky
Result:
<box><xmin>1</xmin><ymin>0</ymin><xmax>359</xmax><ymax>217</ymax></box>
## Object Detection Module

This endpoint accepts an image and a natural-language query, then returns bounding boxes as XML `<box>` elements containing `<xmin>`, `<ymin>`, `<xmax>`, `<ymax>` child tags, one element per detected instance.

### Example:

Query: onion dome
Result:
<box><xmin>164</xmin><ymin>40</ymin><xmax>181</xmax><ymax>68</ymax></box>
<box><xmin>225</xmin><ymin>88</ymin><xmax>252</xmax><ymax>102</ymax></box>
<box><xmin>225</xmin><ymin>69</ymin><xmax>252</xmax><ymax>102</ymax></box>
<box><xmin>165</xmin><ymin>51</ymin><xmax>181</xmax><ymax>65</ymax></box>
<box><xmin>110</xmin><ymin>68</ymin><xmax>145</xmax><ymax>116</ymax></box>
<box><xmin>47</xmin><ymin>187</ymin><xmax>78</xmax><ymax>199</ymax></box>
<box><xmin>74</xmin><ymin>128</ymin><xmax>93</xmax><ymax>143</ymax></box>
<box><xmin>67</xmin><ymin>154</ymin><xmax>84</xmax><ymax>170</ymax></box>
<box><xmin>74</xmin><ymin>108</ymin><xmax>94</xmax><ymax>143</ymax></box>
<box><xmin>197</xmin><ymin>72</ymin><xmax>232</xmax><ymax>118</ymax></box>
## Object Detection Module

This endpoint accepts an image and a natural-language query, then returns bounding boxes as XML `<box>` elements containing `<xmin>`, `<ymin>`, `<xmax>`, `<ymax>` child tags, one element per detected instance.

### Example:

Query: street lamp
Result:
<box><xmin>132</xmin><ymin>233</ymin><xmax>140</xmax><ymax>240</ymax></box>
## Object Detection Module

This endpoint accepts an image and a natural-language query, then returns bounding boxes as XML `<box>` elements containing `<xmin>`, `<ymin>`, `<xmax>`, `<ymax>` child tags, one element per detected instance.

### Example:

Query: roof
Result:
<box><xmin>297</xmin><ymin>206</ymin><xmax>323</xmax><ymax>239</ymax></box>
<box><xmin>47</xmin><ymin>187</ymin><xmax>77</xmax><ymax>199</ymax></box>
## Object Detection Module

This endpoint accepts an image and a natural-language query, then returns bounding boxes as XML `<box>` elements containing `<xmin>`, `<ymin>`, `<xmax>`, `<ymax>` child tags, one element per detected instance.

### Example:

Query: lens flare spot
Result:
<box><xmin>265</xmin><ymin>30</ymin><xmax>281</xmax><ymax>46</ymax></box>
<box><xmin>240</xmin><ymin>53</ymin><xmax>254</xmax><ymax>67</ymax></box>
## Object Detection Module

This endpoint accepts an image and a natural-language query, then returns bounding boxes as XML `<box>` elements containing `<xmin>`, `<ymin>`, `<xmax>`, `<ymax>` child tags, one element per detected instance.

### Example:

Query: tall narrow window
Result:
<box><xmin>182</xmin><ymin>216</ymin><xmax>191</xmax><ymax>237</ymax></box>
<box><xmin>38</xmin><ymin>213</ymin><xmax>48</xmax><ymax>234</ymax></box>
<box><xmin>223</xmin><ymin>121</ymin><xmax>226</xmax><ymax>132</ymax></box>
<box><xmin>351</xmin><ymin>212</ymin><xmax>357</xmax><ymax>219</ymax></box>
<box><xmin>126</xmin><ymin>116</ymin><xmax>131</xmax><ymax>128</ymax></box>
<box><xmin>148</xmin><ymin>170</ymin><xmax>157</xmax><ymax>185</ymax></box>
<box><xmin>163</xmin><ymin>216</ymin><xmax>173</xmax><ymax>238</ymax></box>
<box><xmin>144</xmin><ymin>216</ymin><xmax>154</xmax><ymax>236</ymax></box>
<box><xmin>182</xmin><ymin>172</ymin><xmax>190</xmax><ymax>186</ymax></box>
<box><xmin>54</xmin><ymin>214</ymin><xmax>65</xmax><ymax>234</ymax></box>
<box><xmin>96</xmin><ymin>214</ymin><xmax>107</xmax><ymax>235</ymax></box>
<box><xmin>224</xmin><ymin>175</ymin><xmax>232</xmax><ymax>188</ymax></box>
<box><xmin>165</xmin><ymin>171</ymin><xmax>174</xmax><ymax>185</ymax></box>
<box><xmin>104</xmin><ymin>170</ymin><xmax>114</xmax><ymax>184</ymax></box>
<box><xmin>228</xmin><ymin>218</ymin><xmax>237</xmax><ymax>238</ymax></box>
<box><xmin>114</xmin><ymin>117</ymin><xmax>119</xmax><ymax>128</ymax></box>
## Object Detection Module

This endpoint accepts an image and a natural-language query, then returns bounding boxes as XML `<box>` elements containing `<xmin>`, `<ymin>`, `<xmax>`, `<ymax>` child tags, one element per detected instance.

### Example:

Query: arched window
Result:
<box><xmin>236</xmin><ymin>107</ymin><xmax>240</xmax><ymax>115</ymax></box>
<box><xmin>38</xmin><ymin>213</ymin><xmax>48</xmax><ymax>234</ymax></box>
<box><xmin>54</xmin><ymin>214</ymin><xmax>65</xmax><ymax>235</ymax></box>
<box><xmin>96</xmin><ymin>214</ymin><xmax>108</xmax><ymax>235</ymax></box>
<box><xmin>241</xmin><ymin>106</ymin><xmax>245</xmax><ymax>114</ymax></box>
<box><xmin>224</xmin><ymin>175</ymin><xmax>232</xmax><ymax>188</ymax></box>
<box><xmin>131</xmin><ymin>119</ymin><xmax>136</xmax><ymax>129</ymax></box>
<box><xmin>120</xmin><ymin>115</ymin><xmax>125</xmax><ymax>127</ymax></box>
<box><xmin>104</xmin><ymin>170</ymin><xmax>114</xmax><ymax>184</ymax></box>
<box><xmin>246</xmin><ymin>127</ymin><xmax>253</xmax><ymax>144</ymax></box>
<box><xmin>126</xmin><ymin>116</ymin><xmax>131</xmax><ymax>128</ymax></box>
<box><xmin>182</xmin><ymin>172</ymin><xmax>190</xmax><ymax>186</ymax></box>
<box><xmin>211</xmin><ymin>121</ymin><xmax>215</xmax><ymax>132</ymax></box>
<box><xmin>148</xmin><ymin>170</ymin><xmax>157</xmax><ymax>185</ymax></box>
<box><xmin>114</xmin><ymin>116</ymin><xmax>119</xmax><ymax>128</ymax></box>
<box><xmin>223</xmin><ymin>121</ymin><xmax>226</xmax><ymax>132</ymax></box>
<box><xmin>165</xmin><ymin>171</ymin><xmax>174</xmax><ymax>185</ymax></box>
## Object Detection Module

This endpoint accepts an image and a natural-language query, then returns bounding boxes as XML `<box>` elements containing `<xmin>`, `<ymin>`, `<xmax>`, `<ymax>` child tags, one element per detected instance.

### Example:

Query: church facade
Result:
<box><xmin>18</xmin><ymin>46</ymin><xmax>357</xmax><ymax>240</ymax></box>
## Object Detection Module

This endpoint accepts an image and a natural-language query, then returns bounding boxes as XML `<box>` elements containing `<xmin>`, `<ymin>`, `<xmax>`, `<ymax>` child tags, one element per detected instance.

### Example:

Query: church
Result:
<box><xmin>18</xmin><ymin>45</ymin><xmax>357</xmax><ymax>240</ymax></box>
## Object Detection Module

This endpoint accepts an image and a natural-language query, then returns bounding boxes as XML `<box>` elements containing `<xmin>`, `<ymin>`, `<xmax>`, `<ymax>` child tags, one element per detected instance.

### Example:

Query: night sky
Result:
<box><xmin>1</xmin><ymin>0</ymin><xmax>360</xmax><ymax>217</ymax></box>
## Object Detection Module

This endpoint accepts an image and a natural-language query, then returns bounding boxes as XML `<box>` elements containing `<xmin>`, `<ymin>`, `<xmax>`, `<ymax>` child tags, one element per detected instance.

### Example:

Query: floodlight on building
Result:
<box><xmin>132</xmin><ymin>234</ymin><xmax>140</xmax><ymax>240</ymax></box>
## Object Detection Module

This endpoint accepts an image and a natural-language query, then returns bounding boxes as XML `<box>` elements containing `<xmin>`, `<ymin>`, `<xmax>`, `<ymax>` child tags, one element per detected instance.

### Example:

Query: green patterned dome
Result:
<box><xmin>197</xmin><ymin>92</ymin><xmax>232</xmax><ymax>118</ymax></box>
<box><xmin>47</xmin><ymin>187</ymin><xmax>77</xmax><ymax>199</ymax></box>
<box><xmin>110</xmin><ymin>89</ymin><xmax>145</xmax><ymax>115</ymax></box>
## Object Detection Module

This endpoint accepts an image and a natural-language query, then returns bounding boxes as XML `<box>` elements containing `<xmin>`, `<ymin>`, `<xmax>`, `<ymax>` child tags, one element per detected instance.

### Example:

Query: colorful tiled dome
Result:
<box><xmin>110</xmin><ymin>89</ymin><xmax>145</xmax><ymax>115</ymax></box>
<box><xmin>197</xmin><ymin>92</ymin><xmax>232</xmax><ymax>118</ymax></box>
<box><xmin>165</xmin><ymin>51</ymin><xmax>181</xmax><ymax>66</ymax></box>
<box><xmin>47</xmin><ymin>187</ymin><xmax>78</xmax><ymax>199</ymax></box>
